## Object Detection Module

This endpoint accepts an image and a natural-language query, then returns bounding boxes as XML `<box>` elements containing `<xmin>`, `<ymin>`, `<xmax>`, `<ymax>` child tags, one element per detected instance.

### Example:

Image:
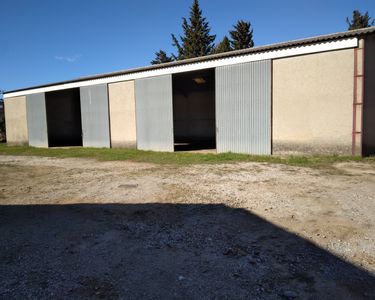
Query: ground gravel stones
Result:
<box><xmin>0</xmin><ymin>156</ymin><xmax>374</xmax><ymax>299</ymax></box>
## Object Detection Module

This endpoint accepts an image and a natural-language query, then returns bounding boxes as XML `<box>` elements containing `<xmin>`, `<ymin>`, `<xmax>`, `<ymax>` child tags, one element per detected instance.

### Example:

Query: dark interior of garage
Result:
<box><xmin>45</xmin><ymin>88</ymin><xmax>82</xmax><ymax>147</ymax></box>
<box><xmin>172</xmin><ymin>69</ymin><xmax>216</xmax><ymax>151</ymax></box>
<box><xmin>362</xmin><ymin>35</ymin><xmax>375</xmax><ymax>156</ymax></box>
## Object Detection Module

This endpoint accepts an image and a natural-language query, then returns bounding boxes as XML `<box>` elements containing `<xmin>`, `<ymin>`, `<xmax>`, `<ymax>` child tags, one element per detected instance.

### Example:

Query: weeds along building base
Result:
<box><xmin>4</xmin><ymin>27</ymin><xmax>375</xmax><ymax>156</ymax></box>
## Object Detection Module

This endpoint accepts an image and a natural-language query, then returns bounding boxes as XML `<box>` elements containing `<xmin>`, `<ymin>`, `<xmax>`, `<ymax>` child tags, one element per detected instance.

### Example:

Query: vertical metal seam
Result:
<box><xmin>352</xmin><ymin>48</ymin><xmax>358</xmax><ymax>156</ymax></box>
<box><xmin>134</xmin><ymin>80</ymin><xmax>139</xmax><ymax>151</ymax></box>
<box><xmin>42</xmin><ymin>93</ymin><xmax>48</xmax><ymax>147</ymax></box>
<box><xmin>106</xmin><ymin>83</ymin><xmax>112</xmax><ymax>148</ymax></box>
<box><xmin>79</xmin><ymin>86</ymin><xmax>84</xmax><ymax>141</ymax></box>
<box><xmin>352</xmin><ymin>42</ymin><xmax>365</xmax><ymax>156</ymax></box>
<box><xmin>360</xmin><ymin>39</ymin><xmax>365</xmax><ymax>156</ymax></box>
<box><xmin>44</xmin><ymin>93</ymin><xmax>50</xmax><ymax>147</ymax></box>
<box><xmin>269</xmin><ymin>60</ymin><xmax>273</xmax><ymax>155</ymax></box>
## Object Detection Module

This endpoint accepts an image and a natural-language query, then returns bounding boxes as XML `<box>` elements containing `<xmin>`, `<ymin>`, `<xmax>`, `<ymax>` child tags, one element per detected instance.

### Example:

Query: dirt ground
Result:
<box><xmin>0</xmin><ymin>155</ymin><xmax>374</xmax><ymax>299</ymax></box>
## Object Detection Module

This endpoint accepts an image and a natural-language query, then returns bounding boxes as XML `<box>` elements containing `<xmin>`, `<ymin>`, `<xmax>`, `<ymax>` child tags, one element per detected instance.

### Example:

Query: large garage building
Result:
<box><xmin>4</xmin><ymin>27</ymin><xmax>375</xmax><ymax>156</ymax></box>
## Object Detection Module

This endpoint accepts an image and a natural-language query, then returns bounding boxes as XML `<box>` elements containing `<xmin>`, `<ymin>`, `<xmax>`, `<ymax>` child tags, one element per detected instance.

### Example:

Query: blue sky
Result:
<box><xmin>0</xmin><ymin>0</ymin><xmax>374</xmax><ymax>91</ymax></box>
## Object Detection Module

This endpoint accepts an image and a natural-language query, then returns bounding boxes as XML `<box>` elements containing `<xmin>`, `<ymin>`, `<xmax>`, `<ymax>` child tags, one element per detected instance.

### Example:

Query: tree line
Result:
<box><xmin>151</xmin><ymin>0</ymin><xmax>254</xmax><ymax>64</ymax></box>
<box><xmin>151</xmin><ymin>0</ymin><xmax>374</xmax><ymax>65</ymax></box>
<box><xmin>347</xmin><ymin>10</ymin><xmax>374</xmax><ymax>30</ymax></box>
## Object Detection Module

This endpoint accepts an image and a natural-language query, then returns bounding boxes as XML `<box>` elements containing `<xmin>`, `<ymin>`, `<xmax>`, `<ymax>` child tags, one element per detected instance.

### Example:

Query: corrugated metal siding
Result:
<box><xmin>26</xmin><ymin>93</ymin><xmax>48</xmax><ymax>147</ymax></box>
<box><xmin>135</xmin><ymin>75</ymin><xmax>174</xmax><ymax>152</ymax></box>
<box><xmin>80</xmin><ymin>84</ymin><xmax>110</xmax><ymax>148</ymax></box>
<box><xmin>215</xmin><ymin>60</ymin><xmax>271</xmax><ymax>154</ymax></box>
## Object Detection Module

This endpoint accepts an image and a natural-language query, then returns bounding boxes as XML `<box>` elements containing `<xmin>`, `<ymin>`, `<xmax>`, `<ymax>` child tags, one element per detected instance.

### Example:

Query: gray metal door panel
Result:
<box><xmin>26</xmin><ymin>93</ymin><xmax>48</xmax><ymax>147</ymax></box>
<box><xmin>216</xmin><ymin>60</ymin><xmax>271</xmax><ymax>155</ymax></box>
<box><xmin>135</xmin><ymin>75</ymin><xmax>174</xmax><ymax>152</ymax></box>
<box><xmin>80</xmin><ymin>84</ymin><xmax>110</xmax><ymax>148</ymax></box>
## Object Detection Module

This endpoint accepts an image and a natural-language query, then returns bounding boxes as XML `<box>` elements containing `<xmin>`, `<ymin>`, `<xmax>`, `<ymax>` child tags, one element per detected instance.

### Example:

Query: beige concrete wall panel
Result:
<box><xmin>108</xmin><ymin>81</ymin><xmax>136</xmax><ymax>148</ymax></box>
<box><xmin>4</xmin><ymin>96</ymin><xmax>29</xmax><ymax>145</ymax></box>
<box><xmin>273</xmin><ymin>49</ymin><xmax>354</xmax><ymax>154</ymax></box>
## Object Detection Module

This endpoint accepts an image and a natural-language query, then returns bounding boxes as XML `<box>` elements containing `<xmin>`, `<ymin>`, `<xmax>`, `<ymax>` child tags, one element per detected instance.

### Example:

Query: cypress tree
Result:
<box><xmin>346</xmin><ymin>10</ymin><xmax>374</xmax><ymax>30</ymax></box>
<box><xmin>229</xmin><ymin>20</ymin><xmax>254</xmax><ymax>50</ymax></box>
<box><xmin>171</xmin><ymin>0</ymin><xmax>216</xmax><ymax>59</ymax></box>
<box><xmin>215</xmin><ymin>36</ymin><xmax>232</xmax><ymax>54</ymax></box>
<box><xmin>151</xmin><ymin>50</ymin><xmax>174</xmax><ymax>65</ymax></box>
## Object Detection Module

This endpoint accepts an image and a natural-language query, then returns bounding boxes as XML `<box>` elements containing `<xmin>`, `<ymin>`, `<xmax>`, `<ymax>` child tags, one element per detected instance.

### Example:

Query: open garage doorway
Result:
<box><xmin>172</xmin><ymin>69</ymin><xmax>216</xmax><ymax>151</ymax></box>
<box><xmin>45</xmin><ymin>88</ymin><xmax>82</xmax><ymax>147</ymax></box>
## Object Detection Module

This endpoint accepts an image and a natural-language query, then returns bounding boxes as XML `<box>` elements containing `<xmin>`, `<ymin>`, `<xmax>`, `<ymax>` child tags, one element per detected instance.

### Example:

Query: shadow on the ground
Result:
<box><xmin>0</xmin><ymin>203</ymin><xmax>374</xmax><ymax>299</ymax></box>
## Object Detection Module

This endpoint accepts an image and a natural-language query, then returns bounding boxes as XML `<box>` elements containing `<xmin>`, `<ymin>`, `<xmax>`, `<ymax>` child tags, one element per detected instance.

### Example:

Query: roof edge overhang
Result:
<box><xmin>4</xmin><ymin>26</ymin><xmax>375</xmax><ymax>98</ymax></box>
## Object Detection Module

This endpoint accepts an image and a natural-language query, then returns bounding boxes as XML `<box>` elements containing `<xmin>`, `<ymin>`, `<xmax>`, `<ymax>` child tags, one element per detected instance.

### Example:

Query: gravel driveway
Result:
<box><xmin>0</xmin><ymin>155</ymin><xmax>374</xmax><ymax>299</ymax></box>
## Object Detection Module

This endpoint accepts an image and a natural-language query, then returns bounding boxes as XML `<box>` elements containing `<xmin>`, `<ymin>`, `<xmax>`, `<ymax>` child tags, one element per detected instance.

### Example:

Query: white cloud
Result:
<box><xmin>54</xmin><ymin>54</ymin><xmax>81</xmax><ymax>63</ymax></box>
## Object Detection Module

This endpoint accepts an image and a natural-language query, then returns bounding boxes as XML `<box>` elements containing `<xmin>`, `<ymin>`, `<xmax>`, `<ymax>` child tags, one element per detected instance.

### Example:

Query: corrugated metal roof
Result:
<box><xmin>5</xmin><ymin>26</ymin><xmax>375</xmax><ymax>94</ymax></box>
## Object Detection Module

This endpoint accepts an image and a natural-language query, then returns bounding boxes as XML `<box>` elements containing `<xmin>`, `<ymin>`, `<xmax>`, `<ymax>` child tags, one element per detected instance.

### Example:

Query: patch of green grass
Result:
<box><xmin>0</xmin><ymin>143</ymin><xmax>373</xmax><ymax>167</ymax></box>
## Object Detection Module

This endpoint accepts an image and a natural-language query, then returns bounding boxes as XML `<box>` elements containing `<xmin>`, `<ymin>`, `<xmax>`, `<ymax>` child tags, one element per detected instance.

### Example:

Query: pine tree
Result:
<box><xmin>229</xmin><ymin>20</ymin><xmax>254</xmax><ymax>50</ymax></box>
<box><xmin>151</xmin><ymin>50</ymin><xmax>174</xmax><ymax>65</ymax></box>
<box><xmin>215</xmin><ymin>36</ymin><xmax>232</xmax><ymax>54</ymax></box>
<box><xmin>346</xmin><ymin>10</ymin><xmax>374</xmax><ymax>30</ymax></box>
<box><xmin>171</xmin><ymin>0</ymin><xmax>216</xmax><ymax>59</ymax></box>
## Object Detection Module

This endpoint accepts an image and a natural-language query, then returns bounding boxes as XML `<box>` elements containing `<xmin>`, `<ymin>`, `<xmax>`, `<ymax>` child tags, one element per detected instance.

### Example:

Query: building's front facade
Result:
<box><xmin>4</xmin><ymin>27</ymin><xmax>375</xmax><ymax>156</ymax></box>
